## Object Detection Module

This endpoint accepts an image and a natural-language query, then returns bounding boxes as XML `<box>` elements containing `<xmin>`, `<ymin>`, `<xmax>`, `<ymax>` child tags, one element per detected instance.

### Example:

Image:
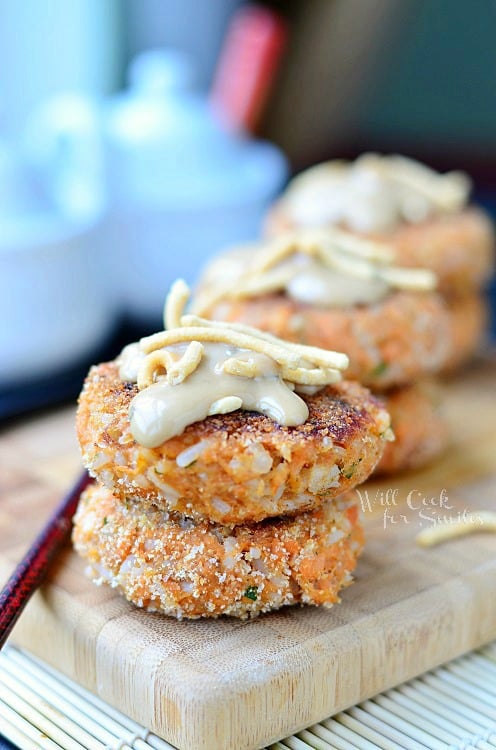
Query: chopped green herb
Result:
<box><xmin>370</xmin><ymin>361</ymin><xmax>388</xmax><ymax>378</ymax></box>
<box><xmin>342</xmin><ymin>457</ymin><xmax>363</xmax><ymax>480</ymax></box>
<box><xmin>244</xmin><ymin>586</ymin><xmax>258</xmax><ymax>601</ymax></box>
<box><xmin>103</xmin><ymin>516</ymin><xmax>108</xmax><ymax>526</ymax></box>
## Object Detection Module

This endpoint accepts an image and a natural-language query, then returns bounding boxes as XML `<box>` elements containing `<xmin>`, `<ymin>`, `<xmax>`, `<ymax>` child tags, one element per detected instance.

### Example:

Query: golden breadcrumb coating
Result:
<box><xmin>72</xmin><ymin>484</ymin><xmax>364</xmax><ymax>619</ymax></box>
<box><xmin>77</xmin><ymin>363</ymin><xmax>390</xmax><ymax>524</ymax></box>
<box><xmin>265</xmin><ymin>206</ymin><xmax>495</xmax><ymax>295</ymax></box>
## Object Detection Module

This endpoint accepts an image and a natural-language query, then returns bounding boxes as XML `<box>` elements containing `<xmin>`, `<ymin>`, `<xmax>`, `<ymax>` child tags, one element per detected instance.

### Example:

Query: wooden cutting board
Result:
<box><xmin>1</xmin><ymin>358</ymin><xmax>496</xmax><ymax>750</ymax></box>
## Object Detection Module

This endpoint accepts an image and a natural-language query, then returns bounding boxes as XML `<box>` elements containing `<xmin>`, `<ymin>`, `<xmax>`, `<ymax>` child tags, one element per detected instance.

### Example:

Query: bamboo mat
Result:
<box><xmin>2</xmin><ymin>643</ymin><xmax>496</xmax><ymax>750</ymax></box>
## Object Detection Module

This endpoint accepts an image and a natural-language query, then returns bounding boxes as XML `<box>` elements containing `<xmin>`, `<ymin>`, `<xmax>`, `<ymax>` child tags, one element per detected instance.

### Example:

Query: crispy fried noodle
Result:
<box><xmin>138</xmin><ymin>279</ymin><xmax>349</xmax><ymax>390</ymax></box>
<box><xmin>192</xmin><ymin>229</ymin><xmax>437</xmax><ymax>315</ymax></box>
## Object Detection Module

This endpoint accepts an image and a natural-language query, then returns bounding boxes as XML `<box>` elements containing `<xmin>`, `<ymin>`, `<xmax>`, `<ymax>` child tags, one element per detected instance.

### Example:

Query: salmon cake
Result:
<box><xmin>77</xmin><ymin>281</ymin><xmax>392</xmax><ymax>525</ymax></box>
<box><xmin>205</xmin><ymin>290</ymin><xmax>451</xmax><ymax>390</ymax></box>
<box><xmin>375</xmin><ymin>382</ymin><xmax>448</xmax><ymax>475</ymax></box>
<box><xmin>73</xmin><ymin>484</ymin><xmax>364</xmax><ymax>619</ymax></box>
<box><xmin>77</xmin><ymin>361</ymin><xmax>390</xmax><ymax>524</ymax></box>
<box><xmin>193</xmin><ymin>231</ymin><xmax>454</xmax><ymax>389</ymax></box>
<box><xmin>264</xmin><ymin>154</ymin><xmax>494</xmax><ymax>294</ymax></box>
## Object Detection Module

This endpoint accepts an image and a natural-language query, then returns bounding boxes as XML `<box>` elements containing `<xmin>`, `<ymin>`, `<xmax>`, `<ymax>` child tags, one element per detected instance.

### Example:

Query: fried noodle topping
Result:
<box><xmin>118</xmin><ymin>281</ymin><xmax>350</xmax><ymax>447</ymax></box>
<box><xmin>281</xmin><ymin>154</ymin><xmax>471</xmax><ymax>233</ymax></box>
<box><xmin>416</xmin><ymin>511</ymin><xmax>496</xmax><ymax>547</ymax></box>
<box><xmin>192</xmin><ymin>229</ymin><xmax>438</xmax><ymax>314</ymax></box>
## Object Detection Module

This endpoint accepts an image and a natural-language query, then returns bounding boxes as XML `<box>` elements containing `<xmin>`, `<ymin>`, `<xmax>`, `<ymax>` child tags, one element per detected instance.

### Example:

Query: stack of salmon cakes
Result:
<box><xmin>73</xmin><ymin>153</ymin><xmax>493</xmax><ymax>619</ymax></box>
<box><xmin>196</xmin><ymin>154</ymin><xmax>494</xmax><ymax>475</ymax></box>
<box><xmin>73</xmin><ymin>282</ymin><xmax>393</xmax><ymax>618</ymax></box>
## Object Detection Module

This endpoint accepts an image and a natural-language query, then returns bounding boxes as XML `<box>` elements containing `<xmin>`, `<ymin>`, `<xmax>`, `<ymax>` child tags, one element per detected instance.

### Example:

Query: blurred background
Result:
<box><xmin>3</xmin><ymin>0</ymin><xmax>496</xmax><ymax>168</ymax></box>
<box><xmin>1</xmin><ymin>0</ymin><xmax>495</xmax><ymax>418</ymax></box>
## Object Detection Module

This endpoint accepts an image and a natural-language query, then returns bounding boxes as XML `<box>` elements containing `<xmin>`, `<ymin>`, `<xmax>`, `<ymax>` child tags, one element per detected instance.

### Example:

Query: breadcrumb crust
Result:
<box><xmin>73</xmin><ymin>485</ymin><xmax>364</xmax><ymax>619</ymax></box>
<box><xmin>77</xmin><ymin>363</ymin><xmax>390</xmax><ymax>524</ymax></box>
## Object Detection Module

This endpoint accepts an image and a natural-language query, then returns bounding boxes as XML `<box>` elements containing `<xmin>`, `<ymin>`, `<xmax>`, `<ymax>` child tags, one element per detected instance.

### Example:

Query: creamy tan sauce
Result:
<box><xmin>282</xmin><ymin>257</ymin><xmax>389</xmax><ymax>306</ymax></box>
<box><xmin>118</xmin><ymin>343</ymin><xmax>143</xmax><ymax>383</ymax></box>
<box><xmin>200</xmin><ymin>252</ymin><xmax>390</xmax><ymax>308</ymax></box>
<box><xmin>119</xmin><ymin>342</ymin><xmax>310</xmax><ymax>448</ymax></box>
<box><xmin>287</xmin><ymin>267</ymin><xmax>389</xmax><ymax>306</ymax></box>
<box><xmin>283</xmin><ymin>155</ymin><xmax>471</xmax><ymax>233</ymax></box>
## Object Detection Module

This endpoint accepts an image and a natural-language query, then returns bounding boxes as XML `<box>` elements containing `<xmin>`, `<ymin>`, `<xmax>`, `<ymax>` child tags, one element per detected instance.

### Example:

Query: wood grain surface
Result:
<box><xmin>1</xmin><ymin>357</ymin><xmax>496</xmax><ymax>750</ymax></box>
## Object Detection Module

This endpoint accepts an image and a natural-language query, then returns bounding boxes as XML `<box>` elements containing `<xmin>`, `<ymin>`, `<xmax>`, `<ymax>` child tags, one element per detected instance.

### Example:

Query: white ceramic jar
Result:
<box><xmin>0</xmin><ymin>141</ymin><xmax>114</xmax><ymax>386</ymax></box>
<box><xmin>25</xmin><ymin>50</ymin><xmax>288</xmax><ymax>326</ymax></box>
<box><xmin>0</xmin><ymin>214</ymin><xmax>115</xmax><ymax>386</ymax></box>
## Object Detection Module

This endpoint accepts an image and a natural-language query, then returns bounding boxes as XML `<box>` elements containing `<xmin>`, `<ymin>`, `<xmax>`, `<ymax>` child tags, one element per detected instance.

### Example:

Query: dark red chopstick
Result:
<box><xmin>0</xmin><ymin>470</ymin><xmax>92</xmax><ymax>649</ymax></box>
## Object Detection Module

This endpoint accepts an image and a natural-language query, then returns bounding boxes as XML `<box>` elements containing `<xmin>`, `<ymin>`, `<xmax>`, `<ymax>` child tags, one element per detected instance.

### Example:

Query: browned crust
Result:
<box><xmin>375</xmin><ymin>382</ymin><xmax>449</xmax><ymax>475</ymax></box>
<box><xmin>77</xmin><ymin>362</ymin><xmax>390</xmax><ymax>524</ymax></box>
<box><xmin>265</xmin><ymin>205</ymin><xmax>495</xmax><ymax>295</ymax></box>
<box><xmin>210</xmin><ymin>290</ymin><xmax>452</xmax><ymax>389</ymax></box>
<box><xmin>72</xmin><ymin>484</ymin><xmax>364</xmax><ymax>619</ymax></box>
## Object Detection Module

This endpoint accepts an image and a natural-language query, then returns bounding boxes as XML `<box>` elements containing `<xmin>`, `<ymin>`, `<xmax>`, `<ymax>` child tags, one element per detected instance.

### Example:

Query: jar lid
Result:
<box><xmin>104</xmin><ymin>49</ymin><xmax>288</xmax><ymax>209</ymax></box>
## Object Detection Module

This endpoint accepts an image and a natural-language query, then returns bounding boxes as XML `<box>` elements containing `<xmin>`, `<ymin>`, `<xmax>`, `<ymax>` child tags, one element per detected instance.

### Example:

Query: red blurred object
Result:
<box><xmin>210</xmin><ymin>4</ymin><xmax>287</xmax><ymax>133</ymax></box>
